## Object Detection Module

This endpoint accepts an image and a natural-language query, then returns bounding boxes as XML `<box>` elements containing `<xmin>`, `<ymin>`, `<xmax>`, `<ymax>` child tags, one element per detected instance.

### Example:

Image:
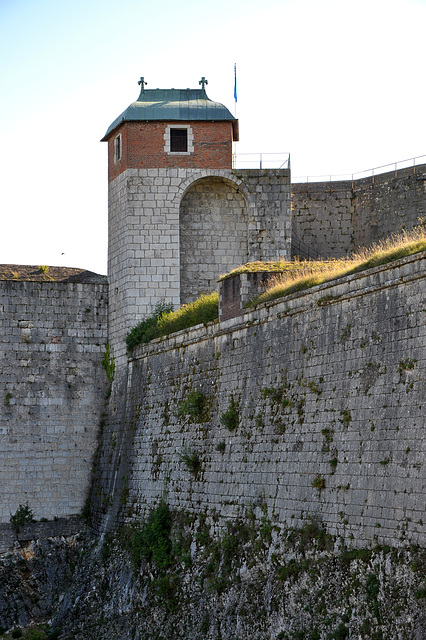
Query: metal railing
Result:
<box><xmin>291</xmin><ymin>232</ymin><xmax>324</xmax><ymax>261</ymax></box>
<box><xmin>292</xmin><ymin>154</ymin><xmax>426</xmax><ymax>184</ymax></box>
<box><xmin>233</xmin><ymin>152</ymin><xmax>290</xmax><ymax>170</ymax></box>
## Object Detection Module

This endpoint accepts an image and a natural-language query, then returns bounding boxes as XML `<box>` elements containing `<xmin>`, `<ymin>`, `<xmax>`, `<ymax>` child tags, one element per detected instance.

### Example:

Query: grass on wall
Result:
<box><xmin>126</xmin><ymin>226</ymin><xmax>426</xmax><ymax>350</ymax></box>
<box><xmin>218</xmin><ymin>260</ymin><xmax>311</xmax><ymax>281</ymax></box>
<box><xmin>250</xmin><ymin>225</ymin><xmax>426</xmax><ymax>307</ymax></box>
<box><xmin>126</xmin><ymin>292</ymin><xmax>218</xmax><ymax>352</ymax></box>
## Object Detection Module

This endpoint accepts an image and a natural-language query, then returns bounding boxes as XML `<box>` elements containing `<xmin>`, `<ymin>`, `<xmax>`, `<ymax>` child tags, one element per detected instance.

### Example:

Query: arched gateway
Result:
<box><xmin>102</xmin><ymin>79</ymin><xmax>291</xmax><ymax>363</ymax></box>
<box><xmin>180</xmin><ymin>176</ymin><xmax>248</xmax><ymax>304</ymax></box>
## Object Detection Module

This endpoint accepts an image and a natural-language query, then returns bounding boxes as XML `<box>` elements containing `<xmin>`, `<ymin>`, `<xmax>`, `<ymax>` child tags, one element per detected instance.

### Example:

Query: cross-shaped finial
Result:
<box><xmin>138</xmin><ymin>77</ymin><xmax>147</xmax><ymax>92</ymax></box>
<box><xmin>199</xmin><ymin>77</ymin><xmax>208</xmax><ymax>90</ymax></box>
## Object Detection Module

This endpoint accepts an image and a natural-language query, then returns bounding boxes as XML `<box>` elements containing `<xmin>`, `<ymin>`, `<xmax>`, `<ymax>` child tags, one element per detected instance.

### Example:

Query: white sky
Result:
<box><xmin>0</xmin><ymin>0</ymin><xmax>425</xmax><ymax>275</ymax></box>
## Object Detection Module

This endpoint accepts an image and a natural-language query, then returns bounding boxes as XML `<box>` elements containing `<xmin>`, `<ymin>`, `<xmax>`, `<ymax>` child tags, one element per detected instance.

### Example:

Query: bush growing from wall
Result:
<box><xmin>127</xmin><ymin>499</ymin><xmax>173</xmax><ymax>569</ymax></box>
<box><xmin>126</xmin><ymin>293</ymin><xmax>218</xmax><ymax>352</ymax></box>
<box><xmin>220</xmin><ymin>395</ymin><xmax>240</xmax><ymax>431</ymax></box>
<box><xmin>10</xmin><ymin>503</ymin><xmax>33</xmax><ymax>533</ymax></box>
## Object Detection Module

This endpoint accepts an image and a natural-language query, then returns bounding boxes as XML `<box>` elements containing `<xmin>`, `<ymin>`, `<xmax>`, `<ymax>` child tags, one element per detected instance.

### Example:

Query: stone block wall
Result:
<box><xmin>292</xmin><ymin>164</ymin><xmax>426</xmax><ymax>258</ymax></box>
<box><xmin>108</xmin><ymin>167</ymin><xmax>291</xmax><ymax>365</ymax></box>
<box><xmin>218</xmin><ymin>271</ymin><xmax>275</xmax><ymax>321</ymax></box>
<box><xmin>107</xmin><ymin>168</ymin><xmax>182</xmax><ymax>365</ymax></box>
<box><xmin>0</xmin><ymin>280</ymin><xmax>108</xmax><ymax>524</ymax></box>
<box><xmin>180</xmin><ymin>177</ymin><xmax>248</xmax><ymax>303</ymax></box>
<box><xmin>95</xmin><ymin>252</ymin><xmax>426</xmax><ymax>548</ymax></box>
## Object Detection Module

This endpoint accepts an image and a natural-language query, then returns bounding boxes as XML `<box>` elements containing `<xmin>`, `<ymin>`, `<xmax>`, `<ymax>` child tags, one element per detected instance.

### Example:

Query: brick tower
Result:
<box><xmin>102</xmin><ymin>77</ymin><xmax>291</xmax><ymax>364</ymax></box>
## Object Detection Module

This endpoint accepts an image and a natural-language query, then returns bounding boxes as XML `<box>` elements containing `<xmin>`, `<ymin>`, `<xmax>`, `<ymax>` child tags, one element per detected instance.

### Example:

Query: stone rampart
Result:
<box><xmin>94</xmin><ymin>252</ymin><xmax>426</xmax><ymax>548</ymax></box>
<box><xmin>0</xmin><ymin>279</ymin><xmax>108</xmax><ymax>525</ymax></box>
<box><xmin>108</xmin><ymin>167</ymin><xmax>291</xmax><ymax>365</ymax></box>
<box><xmin>292</xmin><ymin>164</ymin><xmax>426</xmax><ymax>258</ymax></box>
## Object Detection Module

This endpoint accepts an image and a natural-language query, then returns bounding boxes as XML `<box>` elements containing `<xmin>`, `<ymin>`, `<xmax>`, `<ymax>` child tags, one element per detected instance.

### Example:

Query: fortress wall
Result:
<box><xmin>95</xmin><ymin>252</ymin><xmax>426</xmax><ymax>548</ymax></box>
<box><xmin>292</xmin><ymin>164</ymin><xmax>426</xmax><ymax>258</ymax></box>
<box><xmin>180</xmin><ymin>177</ymin><xmax>248</xmax><ymax>303</ymax></box>
<box><xmin>108</xmin><ymin>167</ymin><xmax>291</xmax><ymax>365</ymax></box>
<box><xmin>0</xmin><ymin>280</ymin><xmax>108</xmax><ymax>526</ymax></box>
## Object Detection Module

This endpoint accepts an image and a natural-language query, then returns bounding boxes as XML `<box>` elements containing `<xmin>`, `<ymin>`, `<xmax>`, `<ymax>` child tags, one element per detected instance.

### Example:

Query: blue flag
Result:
<box><xmin>234</xmin><ymin>64</ymin><xmax>237</xmax><ymax>102</ymax></box>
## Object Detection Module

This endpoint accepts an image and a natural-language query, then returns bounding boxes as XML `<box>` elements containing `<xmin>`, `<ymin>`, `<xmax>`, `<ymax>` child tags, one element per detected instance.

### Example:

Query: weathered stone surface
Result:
<box><xmin>41</xmin><ymin>511</ymin><xmax>426</xmax><ymax>639</ymax></box>
<box><xmin>0</xmin><ymin>280</ymin><xmax>108</xmax><ymax>525</ymax></box>
<box><xmin>0</xmin><ymin>532</ymin><xmax>80</xmax><ymax>633</ymax></box>
<box><xmin>93</xmin><ymin>252</ymin><xmax>426</xmax><ymax>550</ymax></box>
<box><xmin>108</xmin><ymin>168</ymin><xmax>291</xmax><ymax>364</ymax></box>
<box><xmin>292</xmin><ymin>164</ymin><xmax>426</xmax><ymax>258</ymax></box>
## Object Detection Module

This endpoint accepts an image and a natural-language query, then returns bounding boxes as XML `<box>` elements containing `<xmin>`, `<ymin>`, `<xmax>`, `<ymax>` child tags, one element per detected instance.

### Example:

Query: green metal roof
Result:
<box><xmin>101</xmin><ymin>87</ymin><xmax>236</xmax><ymax>140</ymax></box>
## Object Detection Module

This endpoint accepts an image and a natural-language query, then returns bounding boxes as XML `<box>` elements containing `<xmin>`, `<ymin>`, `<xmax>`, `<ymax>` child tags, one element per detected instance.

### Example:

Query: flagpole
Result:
<box><xmin>233</xmin><ymin>63</ymin><xmax>237</xmax><ymax>168</ymax></box>
<box><xmin>234</xmin><ymin>63</ymin><xmax>237</xmax><ymax>117</ymax></box>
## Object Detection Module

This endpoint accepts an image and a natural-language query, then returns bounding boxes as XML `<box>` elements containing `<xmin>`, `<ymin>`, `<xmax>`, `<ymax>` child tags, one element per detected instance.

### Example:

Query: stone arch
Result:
<box><xmin>179</xmin><ymin>174</ymin><xmax>249</xmax><ymax>304</ymax></box>
<box><xmin>178</xmin><ymin>169</ymin><xmax>247</xmax><ymax>201</ymax></box>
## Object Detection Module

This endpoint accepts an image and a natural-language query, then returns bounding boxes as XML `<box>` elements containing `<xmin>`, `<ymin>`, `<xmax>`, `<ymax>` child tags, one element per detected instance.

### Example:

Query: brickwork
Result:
<box><xmin>292</xmin><ymin>164</ymin><xmax>426</xmax><ymax>258</ymax></box>
<box><xmin>108</xmin><ymin>167</ymin><xmax>291</xmax><ymax>365</ymax></box>
<box><xmin>218</xmin><ymin>275</ymin><xmax>243</xmax><ymax>321</ymax></box>
<box><xmin>95</xmin><ymin>253</ymin><xmax>426</xmax><ymax>548</ymax></box>
<box><xmin>0</xmin><ymin>280</ymin><xmax>108</xmax><ymax>524</ymax></box>
<box><xmin>218</xmin><ymin>272</ymin><xmax>276</xmax><ymax>321</ymax></box>
<box><xmin>107</xmin><ymin>121</ymin><xmax>234</xmax><ymax>182</ymax></box>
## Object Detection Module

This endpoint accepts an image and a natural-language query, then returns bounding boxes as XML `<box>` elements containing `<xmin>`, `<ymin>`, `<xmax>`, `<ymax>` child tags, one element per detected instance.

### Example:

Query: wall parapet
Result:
<box><xmin>133</xmin><ymin>250</ymin><xmax>426</xmax><ymax>358</ymax></box>
<box><xmin>101</xmin><ymin>251</ymin><xmax>426</xmax><ymax>549</ymax></box>
<box><xmin>292</xmin><ymin>163</ymin><xmax>426</xmax><ymax>259</ymax></box>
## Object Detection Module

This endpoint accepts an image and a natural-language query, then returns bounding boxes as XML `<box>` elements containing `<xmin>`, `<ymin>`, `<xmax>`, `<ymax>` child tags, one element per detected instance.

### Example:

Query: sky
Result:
<box><xmin>0</xmin><ymin>0</ymin><xmax>425</xmax><ymax>275</ymax></box>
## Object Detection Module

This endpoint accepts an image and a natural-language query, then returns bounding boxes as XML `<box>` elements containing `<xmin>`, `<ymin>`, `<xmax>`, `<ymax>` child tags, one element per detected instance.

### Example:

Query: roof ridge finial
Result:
<box><xmin>138</xmin><ymin>77</ymin><xmax>147</xmax><ymax>93</ymax></box>
<box><xmin>199</xmin><ymin>77</ymin><xmax>208</xmax><ymax>90</ymax></box>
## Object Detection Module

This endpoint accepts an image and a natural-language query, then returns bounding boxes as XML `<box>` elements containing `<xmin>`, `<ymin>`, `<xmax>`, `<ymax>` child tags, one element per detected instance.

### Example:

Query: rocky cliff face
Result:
<box><xmin>2</xmin><ymin>253</ymin><xmax>426</xmax><ymax>639</ymax></box>
<box><xmin>1</xmin><ymin>507</ymin><xmax>425</xmax><ymax>639</ymax></box>
<box><xmin>0</xmin><ymin>534</ymin><xmax>78</xmax><ymax>635</ymax></box>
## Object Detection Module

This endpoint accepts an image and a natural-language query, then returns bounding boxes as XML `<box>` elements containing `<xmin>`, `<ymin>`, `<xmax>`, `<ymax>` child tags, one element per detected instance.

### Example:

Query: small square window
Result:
<box><xmin>114</xmin><ymin>135</ymin><xmax>122</xmax><ymax>162</ymax></box>
<box><xmin>164</xmin><ymin>125</ymin><xmax>193</xmax><ymax>155</ymax></box>
<box><xmin>170</xmin><ymin>128</ymin><xmax>188</xmax><ymax>152</ymax></box>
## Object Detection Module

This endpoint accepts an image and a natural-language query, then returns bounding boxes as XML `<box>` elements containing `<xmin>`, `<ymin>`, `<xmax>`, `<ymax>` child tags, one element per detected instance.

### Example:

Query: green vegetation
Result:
<box><xmin>276</xmin><ymin>557</ymin><xmax>313</xmax><ymax>582</ymax></box>
<box><xmin>5</xmin><ymin>392</ymin><xmax>12</xmax><ymax>407</ymax></box>
<box><xmin>216</xmin><ymin>440</ymin><xmax>226</xmax><ymax>454</ymax></box>
<box><xmin>10</xmin><ymin>503</ymin><xmax>33</xmax><ymax>533</ymax></box>
<box><xmin>126</xmin><ymin>293</ymin><xmax>218</xmax><ymax>352</ymax></box>
<box><xmin>122</xmin><ymin>228</ymin><xmax>426</xmax><ymax>349</ymax></box>
<box><xmin>321</xmin><ymin>428</ymin><xmax>334</xmax><ymax>453</ymax></box>
<box><xmin>311</xmin><ymin>476</ymin><xmax>326</xmax><ymax>491</ymax></box>
<box><xmin>327</xmin><ymin>623</ymin><xmax>349</xmax><ymax>639</ymax></box>
<box><xmin>101</xmin><ymin>343</ymin><xmax>115</xmax><ymax>384</ymax></box>
<box><xmin>220</xmin><ymin>395</ymin><xmax>240</xmax><ymax>431</ymax></box>
<box><xmin>70</xmin><ymin>504</ymin><xmax>423</xmax><ymax>638</ymax></box>
<box><xmin>127</xmin><ymin>500</ymin><xmax>173</xmax><ymax>569</ymax></box>
<box><xmin>285</xmin><ymin>517</ymin><xmax>333</xmax><ymax>554</ymax></box>
<box><xmin>179</xmin><ymin>448</ymin><xmax>202</xmax><ymax>476</ymax></box>
<box><xmin>37</xmin><ymin>265</ymin><xmax>49</xmax><ymax>274</ymax></box>
<box><xmin>339</xmin><ymin>409</ymin><xmax>352</xmax><ymax>425</ymax></box>
<box><xmin>177</xmin><ymin>389</ymin><xmax>208</xmax><ymax>423</ymax></box>
<box><xmin>248</xmin><ymin>226</ymin><xmax>426</xmax><ymax>307</ymax></box>
<box><xmin>218</xmin><ymin>259</ymin><xmax>311</xmax><ymax>280</ymax></box>
<box><xmin>398</xmin><ymin>358</ymin><xmax>417</xmax><ymax>372</ymax></box>
<box><xmin>261</xmin><ymin>386</ymin><xmax>285</xmax><ymax>404</ymax></box>
<box><xmin>339</xmin><ymin>547</ymin><xmax>372</xmax><ymax>567</ymax></box>
<box><xmin>126</xmin><ymin>300</ymin><xmax>174</xmax><ymax>351</ymax></box>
